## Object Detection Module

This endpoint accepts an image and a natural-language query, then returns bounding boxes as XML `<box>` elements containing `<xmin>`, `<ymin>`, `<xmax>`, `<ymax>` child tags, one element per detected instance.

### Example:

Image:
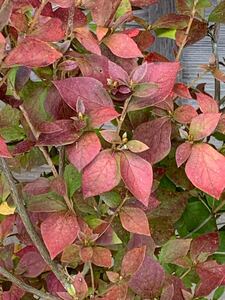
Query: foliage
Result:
<box><xmin>1</xmin><ymin>0</ymin><xmax>225</xmax><ymax>299</ymax></box>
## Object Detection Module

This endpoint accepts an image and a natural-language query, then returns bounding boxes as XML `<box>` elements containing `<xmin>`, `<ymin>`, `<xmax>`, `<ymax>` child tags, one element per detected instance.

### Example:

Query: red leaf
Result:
<box><xmin>128</xmin><ymin>256</ymin><xmax>165</xmax><ymax>299</ymax></box>
<box><xmin>50</xmin><ymin>177</ymin><xmax>67</xmax><ymax>196</ymax></box>
<box><xmin>23</xmin><ymin>178</ymin><xmax>50</xmax><ymax>196</ymax></box>
<box><xmin>119</xmin><ymin>206</ymin><xmax>151</xmax><ymax>236</ymax></box>
<box><xmin>0</xmin><ymin>137</ymin><xmax>12</xmax><ymax>158</ymax></box>
<box><xmin>29</xmin><ymin>17</ymin><xmax>65</xmax><ymax>42</ymax></box>
<box><xmin>12</xmin><ymin>140</ymin><xmax>35</xmax><ymax>155</ymax></box>
<box><xmin>92</xmin><ymin>247</ymin><xmax>112</xmax><ymax>268</ymax></box>
<box><xmin>67</xmin><ymin>132</ymin><xmax>101</xmax><ymax>171</ymax></box>
<box><xmin>133</xmin><ymin>117</ymin><xmax>171</xmax><ymax>164</ymax></box>
<box><xmin>15</xmin><ymin>248</ymin><xmax>47</xmax><ymax>277</ymax></box>
<box><xmin>104</xmin><ymin>33</ymin><xmax>143</xmax><ymax>58</ymax></box>
<box><xmin>173</xmin><ymin>105</ymin><xmax>197</xmax><ymax>124</ymax></box>
<box><xmin>189</xmin><ymin>113</ymin><xmax>221</xmax><ymax>141</ymax></box>
<box><xmin>128</xmin><ymin>62</ymin><xmax>180</xmax><ymax>110</ymax></box>
<box><xmin>120</xmin><ymin>152</ymin><xmax>153</xmax><ymax>206</ymax></box>
<box><xmin>82</xmin><ymin>150</ymin><xmax>120</xmax><ymax>198</ymax></box>
<box><xmin>73</xmin><ymin>273</ymin><xmax>88</xmax><ymax>300</ymax></box>
<box><xmin>74</xmin><ymin>27</ymin><xmax>101</xmax><ymax>55</ymax></box>
<box><xmin>98</xmin><ymin>284</ymin><xmax>128</xmax><ymax>300</ymax></box>
<box><xmin>195</xmin><ymin>260</ymin><xmax>225</xmax><ymax>297</ymax></box>
<box><xmin>0</xmin><ymin>215</ymin><xmax>15</xmax><ymax>240</ymax></box>
<box><xmin>196</xmin><ymin>92</ymin><xmax>219</xmax><ymax>113</ymax></box>
<box><xmin>121</xmin><ymin>246</ymin><xmax>146</xmax><ymax>277</ymax></box>
<box><xmin>2</xmin><ymin>285</ymin><xmax>25</xmax><ymax>300</ymax></box>
<box><xmin>130</xmin><ymin>0</ymin><xmax>158</xmax><ymax>7</ymax></box>
<box><xmin>49</xmin><ymin>0</ymin><xmax>73</xmax><ymax>7</ymax></box>
<box><xmin>4</xmin><ymin>37</ymin><xmax>62</xmax><ymax>67</ymax></box>
<box><xmin>185</xmin><ymin>143</ymin><xmax>225</xmax><ymax>199</ymax></box>
<box><xmin>190</xmin><ymin>232</ymin><xmax>219</xmax><ymax>264</ymax></box>
<box><xmin>53</xmin><ymin>77</ymin><xmax>119</xmax><ymax>127</ymax></box>
<box><xmin>173</xmin><ymin>83</ymin><xmax>192</xmax><ymax>99</ymax></box>
<box><xmin>176</xmin><ymin>142</ymin><xmax>192</xmax><ymax>167</ymax></box>
<box><xmin>41</xmin><ymin>212</ymin><xmax>79</xmax><ymax>259</ymax></box>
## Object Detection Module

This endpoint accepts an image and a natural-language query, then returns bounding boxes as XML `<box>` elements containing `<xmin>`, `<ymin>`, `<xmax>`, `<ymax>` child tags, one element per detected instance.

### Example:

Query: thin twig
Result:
<box><xmin>116</xmin><ymin>96</ymin><xmax>132</xmax><ymax>136</ymax></box>
<box><xmin>89</xmin><ymin>262</ymin><xmax>95</xmax><ymax>297</ymax></box>
<box><xmin>66</xmin><ymin>3</ymin><xmax>75</xmax><ymax>38</ymax></box>
<box><xmin>0</xmin><ymin>158</ymin><xmax>72</xmax><ymax>293</ymax></box>
<box><xmin>28</xmin><ymin>0</ymin><xmax>49</xmax><ymax>33</ymax></box>
<box><xmin>0</xmin><ymin>266</ymin><xmax>60</xmax><ymax>300</ymax></box>
<box><xmin>19</xmin><ymin>105</ymin><xmax>74</xmax><ymax>212</ymax></box>
<box><xmin>58</xmin><ymin>146</ymin><xmax>65</xmax><ymax>177</ymax></box>
<box><xmin>176</xmin><ymin>0</ymin><xmax>199</xmax><ymax>61</ymax></box>
<box><xmin>211</xmin><ymin>23</ymin><xmax>221</xmax><ymax>101</ymax></box>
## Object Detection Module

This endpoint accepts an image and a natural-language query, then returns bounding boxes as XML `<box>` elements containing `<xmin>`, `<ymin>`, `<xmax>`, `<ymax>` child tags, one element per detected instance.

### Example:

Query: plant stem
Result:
<box><xmin>28</xmin><ymin>0</ymin><xmax>49</xmax><ymax>33</ymax></box>
<box><xmin>211</xmin><ymin>23</ymin><xmax>221</xmax><ymax>102</ymax></box>
<box><xmin>116</xmin><ymin>96</ymin><xmax>132</xmax><ymax>136</ymax></box>
<box><xmin>58</xmin><ymin>146</ymin><xmax>65</xmax><ymax>177</ymax></box>
<box><xmin>19</xmin><ymin>105</ymin><xmax>74</xmax><ymax>213</ymax></box>
<box><xmin>0</xmin><ymin>266</ymin><xmax>60</xmax><ymax>300</ymax></box>
<box><xmin>0</xmin><ymin>158</ymin><xmax>72</xmax><ymax>293</ymax></box>
<box><xmin>176</xmin><ymin>0</ymin><xmax>198</xmax><ymax>61</ymax></box>
<box><xmin>89</xmin><ymin>262</ymin><xmax>95</xmax><ymax>297</ymax></box>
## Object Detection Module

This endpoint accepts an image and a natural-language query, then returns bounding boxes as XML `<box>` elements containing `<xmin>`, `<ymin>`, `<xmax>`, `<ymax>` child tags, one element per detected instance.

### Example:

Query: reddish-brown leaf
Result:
<box><xmin>119</xmin><ymin>206</ymin><xmax>151</xmax><ymax>236</ymax></box>
<box><xmin>195</xmin><ymin>260</ymin><xmax>225</xmax><ymax>297</ymax></box>
<box><xmin>153</xmin><ymin>13</ymin><xmax>189</xmax><ymax>29</ymax></box>
<box><xmin>120</xmin><ymin>151</ymin><xmax>153</xmax><ymax>206</ymax></box>
<box><xmin>173</xmin><ymin>105</ymin><xmax>197</xmax><ymax>124</ymax></box>
<box><xmin>82</xmin><ymin>150</ymin><xmax>120</xmax><ymax>198</ymax></box>
<box><xmin>0</xmin><ymin>137</ymin><xmax>12</xmax><ymax>158</ymax></box>
<box><xmin>67</xmin><ymin>132</ymin><xmax>101</xmax><ymax>171</ymax></box>
<box><xmin>173</xmin><ymin>83</ymin><xmax>192</xmax><ymax>99</ymax></box>
<box><xmin>4</xmin><ymin>37</ymin><xmax>62</xmax><ymax>67</ymax></box>
<box><xmin>190</xmin><ymin>232</ymin><xmax>219</xmax><ymax>264</ymax></box>
<box><xmin>98</xmin><ymin>284</ymin><xmax>128</xmax><ymax>300</ymax></box>
<box><xmin>73</xmin><ymin>273</ymin><xmax>88</xmax><ymax>300</ymax></box>
<box><xmin>104</xmin><ymin>33</ymin><xmax>143</xmax><ymax>58</ymax></box>
<box><xmin>176</xmin><ymin>142</ymin><xmax>192</xmax><ymax>168</ymax></box>
<box><xmin>130</xmin><ymin>0</ymin><xmax>158</xmax><ymax>7</ymax></box>
<box><xmin>0</xmin><ymin>215</ymin><xmax>15</xmax><ymax>240</ymax></box>
<box><xmin>92</xmin><ymin>247</ymin><xmax>112</xmax><ymax>268</ymax></box>
<box><xmin>50</xmin><ymin>177</ymin><xmax>67</xmax><ymax>197</ymax></box>
<box><xmin>23</xmin><ymin>178</ymin><xmax>50</xmax><ymax>196</ymax></box>
<box><xmin>2</xmin><ymin>285</ymin><xmax>25</xmax><ymax>300</ymax></box>
<box><xmin>74</xmin><ymin>27</ymin><xmax>101</xmax><ymax>55</ymax></box>
<box><xmin>126</xmin><ymin>140</ymin><xmax>149</xmax><ymax>153</ymax></box>
<box><xmin>41</xmin><ymin>212</ymin><xmax>79</xmax><ymax>259</ymax></box>
<box><xmin>128</xmin><ymin>62</ymin><xmax>180</xmax><ymax>110</ymax></box>
<box><xmin>29</xmin><ymin>17</ymin><xmax>65</xmax><ymax>42</ymax></box>
<box><xmin>196</xmin><ymin>92</ymin><xmax>219</xmax><ymax>113</ymax></box>
<box><xmin>133</xmin><ymin>117</ymin><xmax>171</xmax><ymax>164</ymax></box>
<box><xmin>185</xmin><ymin>143</ymin><xmax>225</xmax><ymax>199</ymax></box>
<box><xmin>53</xmin><ymin>77</ymin><xmax>119</xmax><ymax>127</ymax></box>
<box><xmin>121</xmin><ymin>246</ymin><xmax>146</xmax><ymax>277</ymax></box>
<box><xmin>128</xmin><ymin>256</ymin><xmax>165</xmax><ymax>299</ymax></box>
<box><xmin>189</xmin><ymin>113</ymin><xmax>221</xmax><ymax>141</ymax></box>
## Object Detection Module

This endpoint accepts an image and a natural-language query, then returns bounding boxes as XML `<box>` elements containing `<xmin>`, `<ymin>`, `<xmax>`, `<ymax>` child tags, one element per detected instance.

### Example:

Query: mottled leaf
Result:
<box><xmin>196</xmin><ymin>93</ymin><xmax>219</xmax><ymax>113</ymax></box>
<box><xmin>0</xmin><ymin>137</ymin><xmax>12</xmax><ymax>158</ymax></box>
<box><xmin>92</xmin><ymin>246</ymin><xmax>112</xmax><ymax>268</ymax></box>
<box><xmin>82</xmin><ymin>150</ymin><xmax>120</xmax><ymax>198</ymax></box>
<box><xmin>64</xmin><ymin>164</ymin><xmax>81</xmax><ymax>198</ymax></box>
<box><xmin>176</xmin><ymin>142</ymin><xmax>192</xmax><ymax>167</ymax></box>
<box><xmin>121</xmin><ymin>246</ymin><xmax>146</xmax><ymax>277</ymax></box>
<box><xmin>74</xmin><ymin>27</ymin><xmax>101</xmax><ymax>55</ymax></box>
<box><xmin>185</xmin><ymin>143</ymin><xmax>225</xmax><ymax>199</ymax></box>
<box><xmin>209</xmin><ymin>1</ymin><xmax>225</xmax><ymax>23</ymax></box>
<box><xmin>126</xmin><ymin>140</ymin><xmax>149</xmax><ymax>153</ymax></box>
<box><xmin>173</xmin><ymin>105</ymin><xmax>197</xmax><ymax>124</ymax></box>
<box><xmin>120</xmin><ymin>151</ymin><xmax>153</xmax><ymax>206</ymax></box>
<box><xmin>67</xmin><ymin>132</ymin><xmax>101</xmax><ymax>171</ymax></box>
<box><xmin>130</xmin><ymin>0</ymin><xmax>157</xmax><ymax>7</ymax></box>
<box><xmin>5</xmin><ymin>38</ymin><xmax>62</xmax><ymax>67</ymax></box>
<box><xmin>119</xmin><ymin>206</ymin><xmax>151</xmax><ymax>236</ymax></box>
<box><xmin>49</xmin><ymin>0</ymin><xmax>74</xmax><ymax>7</ymax></box>
<box><xmin>133</xmin><ymin>117</ymin><xmax>171</xmax><ymax>164</ymax></box>
<box><xmin>41</xmin><ymin>212</ymin><xmax>79</xmax><ymax>259</ymax></box>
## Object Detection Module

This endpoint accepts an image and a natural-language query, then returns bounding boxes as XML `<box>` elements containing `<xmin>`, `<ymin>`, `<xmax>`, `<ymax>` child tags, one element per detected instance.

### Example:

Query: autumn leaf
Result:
<box><xmin>189</xmin><ymin>113</ymin><xmax>221</xmax><ymax>141</ymax></box>
<box><xmin>0</xmin><ymin>137</ymin><xmax>12</xmax><ymax>158</ymax></box>
<box><xmin>130</xmin><ymin>0</ymin><xmax>158</xmax><ymax>7</ymax></box>
<box><xmin>173</xmin><ymin>105</ymin><xmax>197</xmax><ymax>124</ymax></box>
<box><xmin>133</xmin><ymin>117</ymin><xmax>172</xmax><ymax>164</ymax></box>
<box><xmin>41</xmin><ymin>212</ymin><xmax>79</xmax><ymax>259</ymax></box>
<box><xmin>4</xmin><ymin>38</ymin><xmax>62</xmax><ymax>68</ymax></box>
<box><xmin>74</xmin><ymin>27</ymin><xmax>101</xmax><ymax>55</ymax></box>
<box><xmin>196</xmin><ymin>93</ymin><xmax>219</xmax><ymax>114</ymax></box>
<box><xmin>119</xmin><ymin>206</ymin><xmax>151</xmax><ymax>236</ymax></box>
<box><xmin>67</xmin><ymin>132</ymin><xmax>101</xmax><ymax>171</ymax></box>
<box><xmin>92</xmin><ymin>247</ymin><xmax>112</xmax><ymax>268</ymax></box>
<box><xmin>49</xmin><ymin>0</ymin><xmax>74</xmax><ymax>7</ymax></box>
<box><xmin>121</xmin><ymin>246</ymin><xmax>146</xmax><ymax>277</ymax></box>
<box><xmin>185</xmin><ymin>143</ymin><xmax>225</xmax><ymax>199</ymax></box>
<box><xmin>53</xmin><ymin>77</ymin><xmax>119</xmax><ymax>127</ymax></box>
<box><xmin>120</xmin><ymin>151</ymin><xmax>153</xmax><ymax>206</ymax></box>
<box><xmin>176</xmin><ymin>142</ymin><xmax>192</xmax><ymax>167</ymax></box>
<box><xmin>104</xmin><ymin>33</ymin><xmax>143</xmax><ymax>58</ymax></box>
<box><xmin>0</xmin><ymin>202</ymin><xmax>15</xmax><ymax>215</ymax></box>
<box><xmin>82</xmin><ymin>150</ymin><xmax>120</xmax><ymax>198</ymax></box>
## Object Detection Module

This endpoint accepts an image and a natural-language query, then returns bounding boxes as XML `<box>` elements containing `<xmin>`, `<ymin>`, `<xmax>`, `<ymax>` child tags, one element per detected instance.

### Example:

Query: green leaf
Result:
<box><xmin>0</xmin><ymin>173</ymin><xmax>10</xmax><ymax>203</ymax></box>
<box><xmin>155</xmin><ymin>28</ymin><xmax>177</xmax><ymax>39</ymax></box>
<box><xmin>64</xmin><ymin>164</ymin><xmax>81</xmax><ymax>198</ymax></box>
<box><xmin>208</xmin><ymin>1</ymin><xmax>225</xmax><ymax>23</ymax></box>
<box><xmin>100</xmin><ymin>191</ymin><xmax>121</xmax><ymax>208</ymax></box>
<box><xmin>116</xmin><ymin>0</ymin><xmax>132</xmax><ymax>19</ymax></box>
<box><xmin>213</xmin><ymin>286</ymin><xmax>225</xmax><ymax>300</ymax></box>
<box><xmin>176</xmin><ymin>198</ymin><xmax>217</xmax><ymax>238</ymax></box>
<box><xmin>6</xmin><ymin>67</ymin><xmax>18</xmax><ymax>96</ymax></box>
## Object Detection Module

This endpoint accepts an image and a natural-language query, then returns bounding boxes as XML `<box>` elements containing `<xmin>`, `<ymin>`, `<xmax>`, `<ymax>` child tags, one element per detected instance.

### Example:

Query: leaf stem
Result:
<box><xmin>28</xmin><ymin>0</ymin><xmax>49</xmax><ymax>33</ymax></box>
<box><xmin>175</xmin><ymin>0</ymin><xmax>198</xmax><ymax>61</ymax></box>
<box><xmin>0</xmin><ymin>158</ymin><xmax>72</xmax><ymax>294</ymax></box>
<box><xmin>0</xmin><ymin>266</ymin><xmax>60</xmax><ymax>300</ymax></box>
<box><xmin>116</xmin><ymin>96</ymin><xmax>132</xmax><ymax>136</ymax></box>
